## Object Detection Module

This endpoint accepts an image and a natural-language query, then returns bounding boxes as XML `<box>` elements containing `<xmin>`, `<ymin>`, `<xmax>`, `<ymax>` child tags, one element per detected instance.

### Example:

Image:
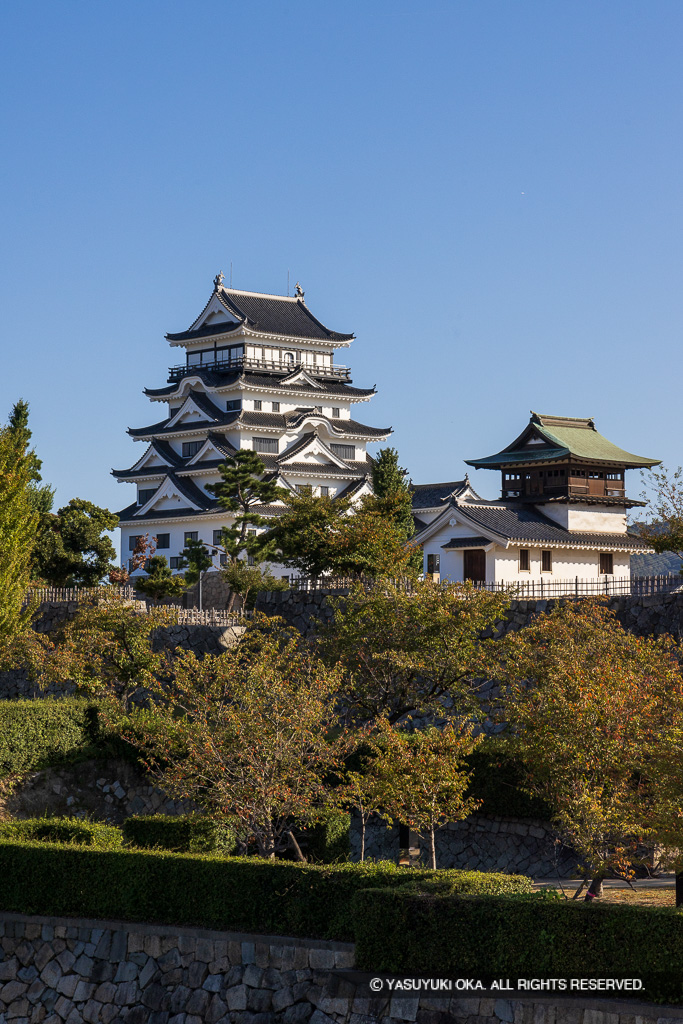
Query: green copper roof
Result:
<box><xmin>466</xmin><ymin>412</ymin><xmax>660</xmax><ymax>470</ymax></box>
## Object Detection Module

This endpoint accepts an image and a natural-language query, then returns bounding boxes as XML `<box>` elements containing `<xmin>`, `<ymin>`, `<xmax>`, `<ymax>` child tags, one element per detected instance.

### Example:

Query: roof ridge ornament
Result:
<box><xmin>213</xmin><ymin>271</ymin><xmax>225</xmax><ymax>291</ymax></box>
<box><xmin>295</xmin><ymin>281</ymin><xmax>304</xmax><ymax>300</ymax></box>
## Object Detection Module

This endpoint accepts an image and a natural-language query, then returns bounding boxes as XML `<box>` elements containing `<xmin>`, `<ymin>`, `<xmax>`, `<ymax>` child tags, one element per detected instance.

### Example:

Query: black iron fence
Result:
<box><xmin>289</xmin><ymin>573</ymin><xmax>682</xmax><ymax>599</ymax></box>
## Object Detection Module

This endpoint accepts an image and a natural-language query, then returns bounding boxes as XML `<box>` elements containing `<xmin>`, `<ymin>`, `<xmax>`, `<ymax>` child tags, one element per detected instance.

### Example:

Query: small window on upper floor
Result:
<box><xmin>314</xmin><ymin>406</ymin><xmax>323</xmax><ymax>414</ymax></box>
<box><xmin>182</xmin><ymin>440</ymin><xmax>203</xmax><ymax>458</ymax></box>
<box><xmin>272</xmin><ymin>402</ymin><xmax>280</xmax><ymax>412</ymax></box>
<box><xmin>541</xmin><ymin>550</ymin><xmax>552</xmax><ymax>573</ymax></box>
<box><xmin>332</xmin><ymin>407</ymin><xmax>340</xmax><ymax>418</ymax></box>
<box><xmin>253</xmin><ymin>437</ymin><xmax>278</xmax><ymax>454</ymax></box>
<box><xmin>138</xmin><ymin>488</ymin><xmax>156</xmax><ymax>506</ymax></box>
<box><xmin>599</xmin><ymin>553</ymin><xmax>614</xmax><ymax>575</ymax></box>
<box><xmin>226</xmin><ymin>399</ymin><xmax>241</xmax><ymax>412</ymax></box>
<box><xmin>213</xmin><ymin>529</ymin><xmax>223</xmax><ymax>546</ymax></box>
<box><xmin>519</xmin><ymin>549</ymin><xmax>530</xmax><ymax>572</ymax></box>
<box><xmin>129</xmin><ymin>535</ymin><xmax>144</xmax><ymax>551</ymax></box>
<box><xmin>184</xmin><ymin>531</ymin><xmax>198</xmax><ymax>544</ymax></box>
<box><xmin>284</xmin><ymin>352</ymin><xmax>295</xmax><ymax>365</ymax></box>
<box><xmin>253</xmin><ymin>400</ymin><xmax>262</xmax><ymax>411</ymax></box>
<box><xmin>155</xmin><ymin>534</ymin><xmax>170</xmax><ymax>550</ymax></box>
<box><xmin>320</xmin><ymin>485</ymin><xmax>329</xmax><ymax>497</ymax></box>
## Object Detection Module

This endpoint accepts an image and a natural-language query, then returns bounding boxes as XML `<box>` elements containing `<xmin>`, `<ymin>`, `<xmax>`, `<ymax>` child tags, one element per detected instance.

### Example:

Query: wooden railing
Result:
<box><xmin>24</xmin><ymin>585</ymin><xmax>137</xmax><ymax>605</ymax></box>
<box><xmin>168</xmin><ymin>356</ymin><xmax>351</xmax><ymax>383</ymax></box>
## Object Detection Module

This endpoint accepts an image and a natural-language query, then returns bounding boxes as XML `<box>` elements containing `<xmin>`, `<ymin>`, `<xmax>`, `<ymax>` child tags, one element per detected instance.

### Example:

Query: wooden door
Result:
<box><xmin>464</xmin><ymin>549</ymin><xmax>486</xmax><ymax>583</ymax></box>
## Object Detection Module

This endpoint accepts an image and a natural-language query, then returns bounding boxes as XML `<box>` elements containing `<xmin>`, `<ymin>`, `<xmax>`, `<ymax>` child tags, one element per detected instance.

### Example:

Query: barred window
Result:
<box><xmin>330</xmin><ymin>443</ymin><xmax>355</xmax><ymax>460</ymax></box>
<box><xmin>519</xmin><ymin>549</ymin><xmax>530</xmax><ymax>572</ymax></box>
<box><xmin>253</xmin><ymin>437</ymin><xmax>278</xmax><ymax>453</ymax></box>
<box><xmin>541</xmin><ymin>550</ymin><xmax>552</xmax><ymax>573</ymax></box>
<box><xmin>182</xmin><ymin>440</ymin><xmax>203</xmax><ymax>458</ymax></box>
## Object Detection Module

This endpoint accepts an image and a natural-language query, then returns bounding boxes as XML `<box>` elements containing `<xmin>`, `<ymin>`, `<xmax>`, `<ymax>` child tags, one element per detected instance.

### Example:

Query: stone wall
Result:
<box><xmin>353</xmin><ymin>815</ymin><xmax>576</xmax><ymax>877</ymax></box>
<box><xmin>0</xmin><ymin>910</ymin><xmax>680</xmax><ymax>1024</ymax></box>
<box><xmin>254</xmin><ymin>588</ymin><xmax>683</xmax><ymax>641</ymax></box>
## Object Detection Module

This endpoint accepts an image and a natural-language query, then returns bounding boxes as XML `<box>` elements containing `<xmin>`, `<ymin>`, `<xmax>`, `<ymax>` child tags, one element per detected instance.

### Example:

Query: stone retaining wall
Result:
<box><xmin>0</xmin><ymin>911</ymin><xmax>680</xmax><ymax>1024</ymax></box>
<box><xmin>255</xmin><ymin>588</ymin><xmax>683</xmax><ymax>641</ymax></box>
<box><xmin>354</xmin><ymin>815</ymin><xmax>576</xmax><ymax>877</ymax></box>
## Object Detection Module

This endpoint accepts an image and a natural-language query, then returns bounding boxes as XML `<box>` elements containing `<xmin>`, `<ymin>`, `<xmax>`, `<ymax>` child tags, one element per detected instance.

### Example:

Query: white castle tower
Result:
<box><xmin>114</xmin><ymin>274</ymin><xmax>391</xmax><ymax>573</ymax></box>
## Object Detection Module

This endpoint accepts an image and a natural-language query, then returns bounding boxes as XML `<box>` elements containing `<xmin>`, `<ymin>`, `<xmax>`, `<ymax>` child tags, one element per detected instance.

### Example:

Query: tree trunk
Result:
<box><xmin>584</xmin><ymin>871</ymin><xmax>605</xmax><ymax>901</ymax></box>
<box><xmin>360</xmin><ymin>818</ymin><xmax>366</xmax><ymax>862</ymax></box>
<box><xmin>288</xmin><ymin>830</ymin><xmax>307</xmax><ymax>863</ymax></box>
<box><xmin>676</xmin><ymin>872</ymin><xmax>683</xmax><ymax>907</ymax></box>
<box><xmin>429</xmin><ymin>827</ymin><xmax>437</xmax><ymax>870</ymax></box>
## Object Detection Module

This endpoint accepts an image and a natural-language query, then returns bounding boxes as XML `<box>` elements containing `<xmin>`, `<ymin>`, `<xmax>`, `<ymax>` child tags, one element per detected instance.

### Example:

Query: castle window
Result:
<box><xmin>129</xmin><ymin>535</ymin><xmax>143</xmax><ymax>551</ymax></box>
<box><xmin>226</xmin><ymin>399</ymin><xmax>241</xmax><ymax>412</ymax></box>
<box><xmin>138</xmin><ymin>488</ymin><xmax>155</xmax><ymax>506</ymax></box>
<box><xmin>331</xmin><ymin>443</ymin><xmax>355</xmax><ymax>460</ymax></box>
<box><xmin>155</xmin><ymin>534</ymin><xmax>170</xmax><ymax>549</ymax></box>
<box><xmin>170</xmin><ymin>557</ymin><xmax>182</xmax><ymax>569</ymax></box>
<box><xmin>213</xmin><ymin>529</ymin><xmax>223</xmax><ymax>545</ymax></box>
<box><xmin>272</xmin><ymin>402</ymin><xmax>280</xmax><ymax>412</ymax></box>
<box><xmin>320</xmin><ymin>486</ymin><xmax>329</xmax><ymax>497</ymax></box>
<box><xmin>253</xmin><ymin>400</ymin><xmax>262</xmax><ymax>411</ymax></box>
<box><xmin>253</xmin><ymin>437</ymin><xmax>278</xmax><ymax>454</ymax></box>
<box><xmin>184</xmin><ymin>532</ymin><xmax>198</xmax><ymax>543</ymax></box>
<box><xmin>599</xmin><ymin>553</ymin><xmax>614</xmax><ymax>575</ymax></box>
<box><xmin>426</xmin><ymin>553</ymin><xmax>440</xmax><ymax>576</ymax></box>
<box><xmin>182</xmin><ymin>440</ymin><xmax>203</xmax><ymax>457</ymax></box>
<box><xmin>519</xmin><ymin>549</ymin><xmax>530</xmax><ymax>572</ymax></box>
<box><xmin>284</xmin><ymin>351</ymin><xmax>295</xmax><ymax>364</ymax></box>
<box><xmin>541</xmin><ymin>550</ymin><xmax>552</xmax><ymax>573</ymax></box>
<box><xmin>332</xmin><ymin>407</ymin><xmax>340</xmax><ymax>418</ymax></box>
<box><xmin>314</xmin><ymin>406</ymin><xmax>323</xmax><ymax>414</ymax></box>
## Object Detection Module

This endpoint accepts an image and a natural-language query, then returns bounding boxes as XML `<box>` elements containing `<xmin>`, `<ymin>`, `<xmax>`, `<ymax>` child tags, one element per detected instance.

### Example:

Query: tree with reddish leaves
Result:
<box><xmin>497</xmin><ymin>600</ymin><xmax>683</xmax><ymax>899</ymax></box>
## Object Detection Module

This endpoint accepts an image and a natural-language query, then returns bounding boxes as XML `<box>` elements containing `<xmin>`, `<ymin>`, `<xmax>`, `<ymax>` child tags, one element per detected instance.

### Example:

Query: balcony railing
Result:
<box><xmin>168</xmin><ymin>356</ymin><xmax>351</xmax><ymax>383</ymax></box>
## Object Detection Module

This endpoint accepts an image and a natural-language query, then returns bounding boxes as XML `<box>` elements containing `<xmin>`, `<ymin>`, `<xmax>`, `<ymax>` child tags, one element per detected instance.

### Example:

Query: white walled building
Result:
<box><xmin>114</xmin><ymin>275</ymin><xmax>391</xmax><ymax>573</ymax></box>
<box><xmin>413</xmin><ymin>413</ymin><xmax>657</xmax><ymax>587</ymax></box>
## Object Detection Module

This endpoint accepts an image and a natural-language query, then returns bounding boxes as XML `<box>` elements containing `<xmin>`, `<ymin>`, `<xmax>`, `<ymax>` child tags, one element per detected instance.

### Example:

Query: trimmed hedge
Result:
<box><xmin>0</xmin><ymin>840</ymin><xmax>530</xmax><ymax>942</ymax></box>
<box><xmin>122</xmin><ymin>815</ymin><xmax>237</xmax><ymax>854</ymax></box>
<box><xmin>0</xmin><ymin>698</ymin><xmax>100</xmax><ymax>777</ymax></box>
<box><xmin>353</xmin><ymin>889</ymin><xmax>683</xmax><ymax>1004</ymax></box>
<box><xmin>0</xmin><ymin>817</ymin><xmax>122</xmax><ymax>850</ymax></box>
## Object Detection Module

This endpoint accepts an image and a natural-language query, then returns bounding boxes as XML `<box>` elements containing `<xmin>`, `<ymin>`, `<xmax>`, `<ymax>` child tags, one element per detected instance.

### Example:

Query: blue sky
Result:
<box><xmin>1</xmin><ymin>1</ymin><xmax>681</xmax><ymax>515</ymax></box>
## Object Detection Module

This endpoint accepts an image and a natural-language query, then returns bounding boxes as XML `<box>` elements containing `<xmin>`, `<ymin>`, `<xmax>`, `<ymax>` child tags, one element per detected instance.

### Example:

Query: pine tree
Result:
<box><xmin>0</xmin><ymin>405</ymin><xmax>40</xmax><ymax>649</ymax></box>
<box><xmin>371</xmin><ymin>447</ymin><xmax>415</xmax><ymax>541</ymax></box>
<box><xmin>208</xmin><ymin>450</ymin><xmax>286</xmax><ymax>562</ymax></box>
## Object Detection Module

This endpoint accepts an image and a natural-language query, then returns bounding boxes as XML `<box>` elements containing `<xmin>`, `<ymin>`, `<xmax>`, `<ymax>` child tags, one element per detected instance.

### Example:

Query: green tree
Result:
<box><xmin>33</xmin><ymin>499</ymin><xmax>119</xmax><ymax>586</ymax></box>
<box><xmin>221</xmin><ymin>559</ymin><xmax>287</xmax><ymax>611</ymax></box>
<box><xmin>178</xmin><ymin>536</ymin><xmax>212</xmax><ymax>585</ymax></box>
<box><xmin>134</xmin><ymin>554</ymin><xmax>187</xmax><ymax>603</ymax></box>
<box><xmin>125</xmin><ymin>623</ymin><xmax>348</xmax><ymax>859</ymax></box>
<box><xmin>0</xmin><ymin>406</ymin><xmax>40</xmax><ymax>653</ymax></box>
<box><xmin>320</xmin><ymin>577</ymin><xmax>510</xmax><ymax>726</ymax></box>
<box><xmin>208</xmin><ymin>450</ymin><xmax>286</xmax><ymax>563</ymax></box>
<box><xmin>268</xmin><ymin>490</ymin><xmax>416</xmax><ymax>579</ymax></box>
<box><xmin>497</xmin><ymin>600</ymin><xmax>683</xmax><ymax>899</ymax></box>
<box><xmin>371</xmin><ymin>447</ymin><xmax>415</xmax><ymax>542</ymax></box>
<box><xmin>640</xmin><ymin>465</ymin><xmax>683</xmax><ymax>569</ymax></box>
<box><xmin>41</xmin><ymin>597</ymin><xmax>176</xmax><ymax>701</ymax></box>
<box><xmin>370</xmin><ymin>719</ymin><xmax>482</xmax><ymax>869</ymax></box>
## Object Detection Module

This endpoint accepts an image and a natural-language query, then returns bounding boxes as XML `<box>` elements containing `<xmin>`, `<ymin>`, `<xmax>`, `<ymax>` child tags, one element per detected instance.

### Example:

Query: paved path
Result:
<box><xmin>534</xmin><ymin>874</ymin><xmax>675</xmax><ymax>889</ymax></box>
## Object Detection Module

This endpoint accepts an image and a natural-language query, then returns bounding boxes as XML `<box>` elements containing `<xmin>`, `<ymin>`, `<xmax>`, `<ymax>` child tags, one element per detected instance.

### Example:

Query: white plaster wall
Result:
<box><xmin>541</xmin><ymin>503</ymin><xmax>628</xmax><ymax>534</ymax></box>
<box><xmin>493</xmin><ymin>546</ymin><xmax>631</xmax><ymax>583</ymax></box>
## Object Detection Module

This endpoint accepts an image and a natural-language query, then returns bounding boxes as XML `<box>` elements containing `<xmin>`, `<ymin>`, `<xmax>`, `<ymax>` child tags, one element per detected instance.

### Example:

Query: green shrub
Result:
<box><xmin>0</xmin><ymin>698</ymin><xmax>101</xmax><ymax>777</ymax></box>
<box><xmin>122</xmin><ymin>814</ymin><xmax>237</xmax><ymax>854</ymax></box>
<box><xmin>294</xmin><ymin>810</ymin><xmax>351</xmax><ymax>863</ymax></box>
<box><xmin>353</xmin><ymin>889</ymin><xmax>683</xmax><ymax>1003</ymax></box>
<box><xmin>0</xmin><ymin>817</ymin><xmax>122</xmax><ymax>849</ymax></box>
<box><xmin>0</xmin><ymin>840</ymin><xmax>530</xmax><ymax>942</ymax></box>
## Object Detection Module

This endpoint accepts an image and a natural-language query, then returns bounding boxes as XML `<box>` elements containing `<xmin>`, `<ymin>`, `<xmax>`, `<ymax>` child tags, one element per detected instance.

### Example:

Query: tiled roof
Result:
<box><xmin>454</xmin><ymin>501</ymin><xmax>652</xmax><ymax>550</ymax></box>
<box><xmin>278</xmin><ymin>461</ymin><xmax>367</xmax><ymax>477</ymax></box>
<box><xmin>410</xmin><ymin>480</ymin><xmax>474</xmax><ymax>509</ymax></box>
<box><xmin>145</xmin><ymin>372</ymin><xmax>375</xmax><ymax>400</ymax></box>
<box><xmin>167</xmin><ymin>288</ymin><xmax>354</xmax><ymax>343</ymax></box>
<box><xmin>335</xmin><ymin>477</ymin><xmax>371</xmax><ymax>501</ymax></box>
<box><xmin>216</xmin><ymin>289</ymin><xmax>354</xmax><ymax>342</ymax></box>
<box><xmin>441</xmin><ymin>536</ymin><xmax>491</xmax><ymax>549</ymax></box>
<box><xmin>165</xmin><ymin>321</ymin><xmax>242</xmax><ymax>342</ymax></box>
<box><xmin>467</xmin><ymin>412</ymin><xmax>660</xmax><ymax>470</ymax></box>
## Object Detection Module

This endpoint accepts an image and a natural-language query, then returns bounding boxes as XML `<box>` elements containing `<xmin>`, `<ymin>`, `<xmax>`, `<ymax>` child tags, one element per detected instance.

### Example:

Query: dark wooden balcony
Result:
<box><xmin>168</xmin><ymin>356</ymin><xmax>351</xmax><ymax>383</ymax></box>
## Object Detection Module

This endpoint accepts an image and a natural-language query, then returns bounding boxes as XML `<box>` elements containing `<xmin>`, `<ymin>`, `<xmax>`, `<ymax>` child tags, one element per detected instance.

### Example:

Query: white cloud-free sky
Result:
<box><xmin>1</xmin><ymin>1</ymin><xmax>681</xmax><ymax>513</ymax></box>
